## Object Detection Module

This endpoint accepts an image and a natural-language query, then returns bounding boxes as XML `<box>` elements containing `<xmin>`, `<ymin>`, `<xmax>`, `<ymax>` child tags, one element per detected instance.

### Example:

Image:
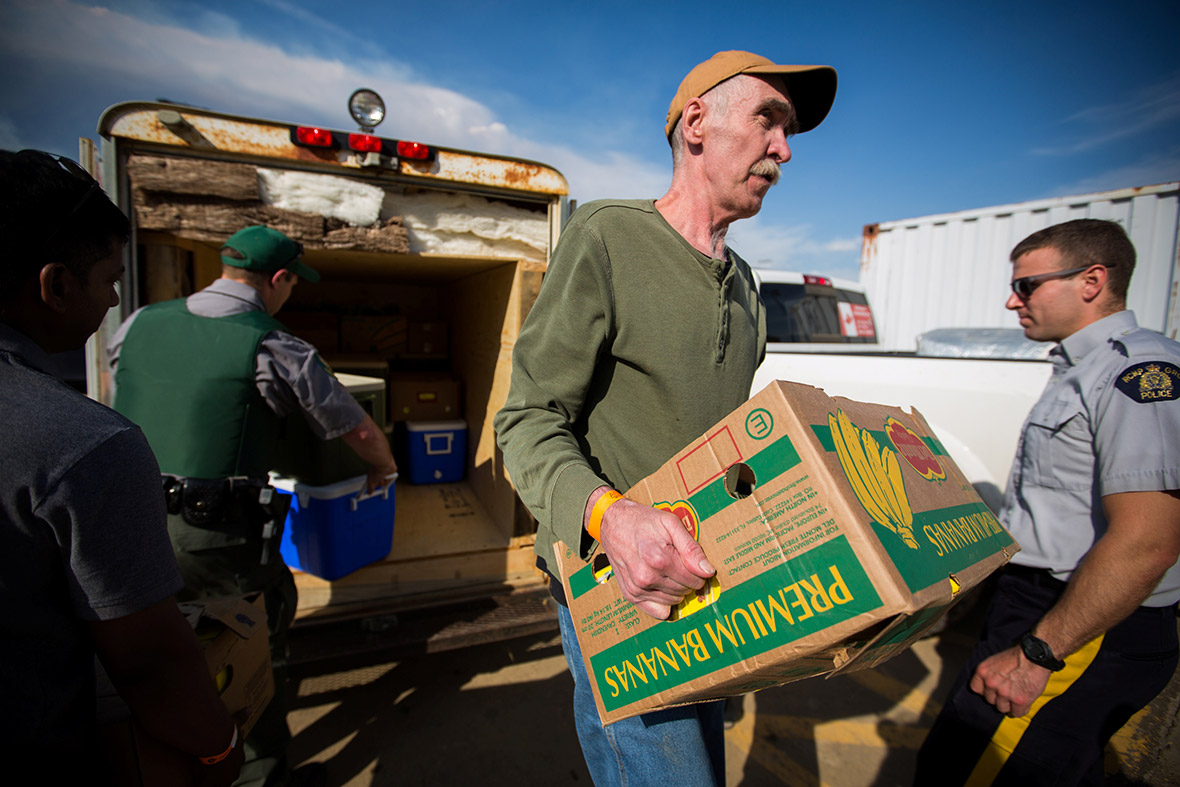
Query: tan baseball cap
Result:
<box><xmin>665</xmin><ymin>50</ymin><xmax>837</xmax><ymax>140</ymax></box>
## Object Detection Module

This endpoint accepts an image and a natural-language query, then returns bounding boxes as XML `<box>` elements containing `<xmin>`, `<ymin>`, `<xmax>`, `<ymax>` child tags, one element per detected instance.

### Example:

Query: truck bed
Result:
<box><xmin>291</xmin><ymin>478</ymin><xmax>545</xmax><ymax>622</ymax></box>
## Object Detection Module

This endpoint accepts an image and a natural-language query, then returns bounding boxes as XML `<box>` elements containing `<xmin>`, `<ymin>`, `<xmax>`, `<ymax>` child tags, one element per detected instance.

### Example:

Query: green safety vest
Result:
<box><xmin>114</xmin><ymin>299</ymin><xmax>287</xmax><ymax>479</ymax></box>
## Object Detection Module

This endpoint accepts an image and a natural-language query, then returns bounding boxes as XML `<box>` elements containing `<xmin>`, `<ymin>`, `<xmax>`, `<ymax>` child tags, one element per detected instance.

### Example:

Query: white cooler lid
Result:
<box><xmin>270</xmin><ymin>473</ymin><xmax>367</xmax><ymax>498</ymax></box>
<box><xmin>406</xmin><ymin>419</ymin><xmax>467</xmax><ymax>432</ymax></box>
<box><xmin>335</xmin><ymin>372</ymin><xmax>386</xmax><ymax>394</ymax></box>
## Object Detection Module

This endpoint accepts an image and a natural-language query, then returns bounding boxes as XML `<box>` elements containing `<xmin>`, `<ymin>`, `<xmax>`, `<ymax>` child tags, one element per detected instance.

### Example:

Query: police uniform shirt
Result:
<box><xmin>109</xmin><ymin>278</ymin><xmax>366</xmax><ymax>440</ymax></box>
<box><xmin>1000</xmin><ymin>309</ymin><xmax>1180</xmax><ymax>606</ymax></box>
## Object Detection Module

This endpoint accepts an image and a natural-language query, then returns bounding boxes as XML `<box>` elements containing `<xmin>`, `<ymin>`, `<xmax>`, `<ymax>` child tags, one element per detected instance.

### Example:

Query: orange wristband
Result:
<box><xmin>198</xmin><ymin>724</ymin><xmax>238</xmax><ymax>766</ymax></box>
<box><xmin>587</xmin><ymin>490</ymin><xmax>623</xmax><ymax>542</ymax></box>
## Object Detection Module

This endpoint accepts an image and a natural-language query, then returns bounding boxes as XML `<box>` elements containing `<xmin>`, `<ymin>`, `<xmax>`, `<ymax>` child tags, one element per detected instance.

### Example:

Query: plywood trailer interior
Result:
<box><xmin>136</xmin><ymin>235</ymin><xmax>545</xmax><ymax>620</ymax></box>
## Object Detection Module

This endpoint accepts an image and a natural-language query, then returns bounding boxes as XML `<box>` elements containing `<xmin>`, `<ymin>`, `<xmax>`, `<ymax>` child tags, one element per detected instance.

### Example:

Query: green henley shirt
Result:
<box><xmin>493</xmin><ymin>199</ymin><xmax>766</xmax><ymax>577</ymax></box>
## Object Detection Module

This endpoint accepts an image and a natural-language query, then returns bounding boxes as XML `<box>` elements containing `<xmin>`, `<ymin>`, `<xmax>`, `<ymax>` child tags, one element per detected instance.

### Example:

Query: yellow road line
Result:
<box><xmin>728</xmin><ymin>707</ymin><xmax>931</xmax><ymax>786</ymax></box>
<box><xmin>750</xmin><ymin>712</ymin><xmax>929</xmax><ymax>748</ymax></box>
<box><xmin>844</xmin><ymin>669</ymin><xmax>942</xmax><ymax>721</ymax></box>
<box><xmin>728</xmin><ymin>702</ymin><xmax>832</xmax><ymax>786</ymax></box>
<box><xmin>1107</xmin><ymin>702</ymin><xmax>1155</xmax><ymax>774</ymax></box>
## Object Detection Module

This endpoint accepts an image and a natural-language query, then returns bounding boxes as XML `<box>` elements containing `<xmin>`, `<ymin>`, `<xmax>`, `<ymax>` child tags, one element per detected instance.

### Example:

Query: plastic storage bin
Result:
<box><xmin>405</xmin><ymin>420</ymin><xmax>466</xmax><ymax>484</ymax></box>
<box><xmin>272</xmin><ymin>474</ymin><xmax>396</xmax><ymax>580</ymax></box>
<box><xmin>271</xmin><ymin>373</ymin><xmax>386</xmax><ymax>485</ymax></box>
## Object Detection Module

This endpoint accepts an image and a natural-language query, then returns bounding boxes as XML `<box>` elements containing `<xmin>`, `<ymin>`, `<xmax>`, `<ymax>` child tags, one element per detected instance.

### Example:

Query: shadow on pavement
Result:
<box><xmin>284</xmin><ymin>582</ymin><xmax>1179</xmax><ymax>786</ymax></box>
<box><xmin>287</xmin><ymin>631</ymin><xmax>589</xmax><ymax>786</ymax></box>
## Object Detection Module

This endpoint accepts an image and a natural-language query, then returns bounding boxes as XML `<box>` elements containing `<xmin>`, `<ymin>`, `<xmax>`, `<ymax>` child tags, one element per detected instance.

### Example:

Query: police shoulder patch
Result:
<box><xmin>1115</xmin><ymin>361</ymin><xmax>1180</xmax><ymax>403</ymax></box>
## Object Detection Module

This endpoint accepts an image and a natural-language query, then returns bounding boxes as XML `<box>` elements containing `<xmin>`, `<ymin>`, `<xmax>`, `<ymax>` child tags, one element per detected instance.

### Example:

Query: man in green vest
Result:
<box><xmin>110</xmin><ymin>225</ymin><xmax>397</xmax><ymax>787</ymax></box>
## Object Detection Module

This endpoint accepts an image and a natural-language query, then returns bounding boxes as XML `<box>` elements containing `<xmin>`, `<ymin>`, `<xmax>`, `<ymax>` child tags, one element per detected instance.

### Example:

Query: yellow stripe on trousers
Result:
<box><xmin>965</xmin><ymin>633</ymin><xmax>1105</xmax><ymax>786</ymax></box>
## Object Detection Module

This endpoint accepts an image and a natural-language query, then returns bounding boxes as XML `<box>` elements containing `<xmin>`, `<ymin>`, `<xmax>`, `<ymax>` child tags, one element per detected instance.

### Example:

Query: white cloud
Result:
<box><xmin>0</xmin><ymin>116</ymin><xmax>25</xmax><ymax>150</ymax></box>
<box><xmin>0</xmin><ymin>0</ymin><xmax>857</xmax><ymax>279</ymax></box>
<box><xmin>726</xmin><ymin>215</ymin><xmax>861</xmax><ymax>278</ymax></box>
<box><xmin>822</xmin><ymin>237</ymin><xmax>860</xmax><ymax>253</ymax></box>
<box><xmin>1</xmin><ymin>0</ymin><xmax>671</xmax><ymax>206</ymax></box>
<box><xmin>253</xmin><ymin>0</ymin><xmax>360</xmax><ymax>42</ymax></box>
<box><xmin>1032</xmin><ymin>72</ymin><xmax>1180</xmax><ymax>156</ymax></box>
<box><xmin>1046</xmin><ymin>148</ymin><xmax>1180</xmax><ymax>196</ymax></box>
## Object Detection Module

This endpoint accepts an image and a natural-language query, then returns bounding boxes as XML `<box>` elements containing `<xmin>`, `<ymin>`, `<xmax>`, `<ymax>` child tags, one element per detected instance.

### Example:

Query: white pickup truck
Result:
<box><xmin>751</xmin><ymin>269</ymin><xmax>1053</xmax><ymax>513</ymax></box>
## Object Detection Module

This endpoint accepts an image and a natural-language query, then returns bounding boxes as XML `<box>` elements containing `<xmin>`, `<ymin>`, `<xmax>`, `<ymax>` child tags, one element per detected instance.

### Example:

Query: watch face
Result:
<box><xmin>1021</xmin><ymin>633</ymin><xmax>1062</xmax><ymax>669</ymax></box>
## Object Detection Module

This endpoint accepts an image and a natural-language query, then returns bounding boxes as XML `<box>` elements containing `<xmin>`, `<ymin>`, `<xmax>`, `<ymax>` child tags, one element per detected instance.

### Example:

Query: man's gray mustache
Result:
<box><xmin>750</xmin><ymin>159</ymin><xmax>780</xmax><ymax>185</ymax></box>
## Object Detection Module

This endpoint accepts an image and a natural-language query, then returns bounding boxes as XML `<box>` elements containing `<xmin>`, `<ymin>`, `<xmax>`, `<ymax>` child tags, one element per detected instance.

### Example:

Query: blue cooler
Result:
<box><xmin>272</xmin><ymin>474</ymin><xmax>396</xmax><ymax>580</ymax></box>
<box><xmin>406</xmin><ymin>420</ymin><xmax>466</xmax><ymax>484</ymax></box>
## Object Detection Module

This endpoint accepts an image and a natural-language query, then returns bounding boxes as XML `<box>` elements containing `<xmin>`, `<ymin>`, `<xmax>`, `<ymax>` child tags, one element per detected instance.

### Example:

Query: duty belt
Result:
<box><xmin>162</xmin><ymin>475</ymin><xmax>290</xmax><ymax>564</ymax></box>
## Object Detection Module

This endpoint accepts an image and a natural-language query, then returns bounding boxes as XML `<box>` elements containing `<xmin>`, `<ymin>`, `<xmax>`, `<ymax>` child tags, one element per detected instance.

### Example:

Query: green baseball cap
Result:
<box><xmin>220</xmin><ymin>225</ymin><xmax>320</xmax><ymax>283</ymax></box>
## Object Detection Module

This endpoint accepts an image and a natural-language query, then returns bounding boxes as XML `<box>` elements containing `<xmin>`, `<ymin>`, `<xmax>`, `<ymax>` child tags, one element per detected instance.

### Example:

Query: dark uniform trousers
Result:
<box><xmin>915</xmin><ymin>565</ymin><xmax>1179</xmax><ymax>786</ymax></box>
<box><xmin>168</xmin><ymin>493</ymin><xmax>297</xmax><ymax>787</ymax></box>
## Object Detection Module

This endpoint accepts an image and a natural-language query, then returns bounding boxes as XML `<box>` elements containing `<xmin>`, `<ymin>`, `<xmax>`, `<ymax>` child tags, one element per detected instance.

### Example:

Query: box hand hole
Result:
<box><xmin>214</xmin><ymin>665</ymin><xmax>232</xmax><ymax>695</ymax></box>
<box><xmin>592</xmin><ymin>552</ymin><xmax>614</xmax><ymax>584</ymax></box>
<box><xmin>724</xmin><ymin>462</ymin><xmax>756</xmax><ymax>500</ymax></box>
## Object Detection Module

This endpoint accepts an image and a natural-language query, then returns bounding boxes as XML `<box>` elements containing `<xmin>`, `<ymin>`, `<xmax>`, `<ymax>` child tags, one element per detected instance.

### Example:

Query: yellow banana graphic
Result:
<box><xmin>829</xmin><ymin>409</ymin><xmax>920</xmax><ymax>550</ymax></box>
<box><xmin>863</xmin><ymin>431</ymin><xmax>917</xmax><ymax>547</ymax></box>
<box><xmin>863</xmin><ymin>426</ymin><xmax>919</xmax><ymax>550</ymax></box>
<box><xmin>862</xmin><ymin>429</ymin><xmax>899</xmax><ymax>516</ymax></box>
<box><xmin>829</xmin><ymin>413</ymin><xmax>894</xmax><ymax>530</ymax></box>
<box><xmin>884</xmin><ymin>449</ymin><xmax>918</xmax><ymax>548</ymax></box>
<box><xmin>838</xmin><ymin>411</ymin><xmax>895</xmax><ymax>528</ymax></box>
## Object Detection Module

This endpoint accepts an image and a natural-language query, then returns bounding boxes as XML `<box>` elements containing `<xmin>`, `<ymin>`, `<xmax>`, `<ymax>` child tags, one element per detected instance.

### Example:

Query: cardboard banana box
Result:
<box><xmin>554</xmin><ymin>380</ymin><xmax>1019</xmax><ymax>725</ymax></box>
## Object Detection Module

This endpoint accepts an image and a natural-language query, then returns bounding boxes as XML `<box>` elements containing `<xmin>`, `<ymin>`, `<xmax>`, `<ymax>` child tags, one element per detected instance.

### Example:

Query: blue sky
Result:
<box><xmin>2</xmin><ymin>0</ymin><xmax>1178</xmax><ymax>279</ymax></box>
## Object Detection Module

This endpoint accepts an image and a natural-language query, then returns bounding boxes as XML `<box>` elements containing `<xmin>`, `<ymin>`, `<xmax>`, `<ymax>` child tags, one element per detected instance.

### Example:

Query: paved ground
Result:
<box><xmin>287</xmin><ymin>599</ymin><xmax>1180</xmax><ymax>786</ymax></box>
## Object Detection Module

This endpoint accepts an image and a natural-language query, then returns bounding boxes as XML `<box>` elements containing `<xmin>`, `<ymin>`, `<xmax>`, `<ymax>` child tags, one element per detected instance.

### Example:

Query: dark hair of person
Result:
<box><xmin>0</xmin><ymin>149</ymin><xmax>131</xmax><ymax>304</ymax></box>
<box><xmin>1010</xmin><ymin>218</ymin><xmax>1136</xmax><ymax>303</ymax></box>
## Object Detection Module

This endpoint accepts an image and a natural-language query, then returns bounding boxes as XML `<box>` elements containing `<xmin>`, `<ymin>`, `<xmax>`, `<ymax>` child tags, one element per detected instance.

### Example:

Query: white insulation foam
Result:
<box><xmin>258</xmin><ymin>168</ymin><xmax>385</xmax><ymax>227</ymax></box>
<box><xmin>383</xmin><ymin>191</ymin><xmax>548</xmax><ymax>262</ymax></box>
<box><xmin>257</xmin><ymin>168</ymin><xmax>548</xmax><ymax>261</ymax></box>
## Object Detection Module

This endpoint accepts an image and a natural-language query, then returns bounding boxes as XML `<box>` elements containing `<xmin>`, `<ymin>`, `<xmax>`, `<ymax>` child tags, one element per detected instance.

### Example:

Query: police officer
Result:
<box><xmin>915</xmin><ymin>219</ymin><xmax>1180</xmax><ymax>786</ymax></box>
<box><xmin>110</xmin><ymin>225</ymin><xmax>397</xmax><ymax>787</ymax></box>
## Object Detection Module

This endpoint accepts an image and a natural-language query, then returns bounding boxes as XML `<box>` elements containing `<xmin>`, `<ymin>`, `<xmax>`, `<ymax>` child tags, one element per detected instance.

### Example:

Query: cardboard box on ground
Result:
<box><xmin>555</xmin><ymin>380</ymin><xmax>1019</xmax><ymax>725</ymax></box>
<box><xmin>101</xmin><ymin>593</ymin><xmax>273</xmax><ymax>786</ymax></box>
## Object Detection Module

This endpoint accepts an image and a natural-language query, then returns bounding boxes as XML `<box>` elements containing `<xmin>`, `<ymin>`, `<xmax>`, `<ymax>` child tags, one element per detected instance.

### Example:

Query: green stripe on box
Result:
<box><xmin>877</xmin><ymin>502</ymin><xmax>1015</xmax><ymax>593</ymax></box>
<box><xmin>588</xmin><ymin>535</ymin><xmax>882</xmax><ymax>713</ymax></box>
<box><xmin>571</xmin><ymin>434</ymin><xmax>803</xmax><ymax>603</ymax></box>
<box><xmin>569</xmin><ymin>562</ymin><xmax>600</xmax><ymax>600</ymax></box>
<box><xmin>686</xmin><ymin>435</ymin><xmax>802</xmax><ymax>522</ymax></box>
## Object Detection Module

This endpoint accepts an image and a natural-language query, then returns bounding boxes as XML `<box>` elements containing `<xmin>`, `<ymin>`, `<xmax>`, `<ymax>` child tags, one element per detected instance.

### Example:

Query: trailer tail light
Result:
<box><xmin>293</xmin><ymin>127</ymin><xmax>336</xmax><ymax>148</ymax></box>
<box><xmin>348</xmin><ymin>133</ymin><xmax>383</xmax><ymax>153</ymax></box>
<box><xmin>397</xmin><ymin>140</ymin><xmax>432</xmax><ymax>160</ymax></box>
<box><xmin>803</xmin><ymin>275</ymin><xmax>833</xmax><ymax>287</ymax></box>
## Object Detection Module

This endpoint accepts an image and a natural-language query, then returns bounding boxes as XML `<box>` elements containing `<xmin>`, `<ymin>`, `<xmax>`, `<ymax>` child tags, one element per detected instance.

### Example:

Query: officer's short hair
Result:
<box><xmin>0</xmin><ymin>149</ymin><xmax>130</xmax><ymax>304</ymax></box>
<box><xmin>1010</xmin><ymin>219</ymin><xmax>1136</xmax><ymax>303</ymax></box>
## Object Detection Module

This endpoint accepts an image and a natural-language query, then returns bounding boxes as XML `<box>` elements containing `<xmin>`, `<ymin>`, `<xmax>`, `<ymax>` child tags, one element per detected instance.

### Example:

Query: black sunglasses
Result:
<box><xmin>1010</xmin><ymin>264</ymin><xmax>1112</xmax><ymax>300</ymax></box>
<box><xmin>22</xmin><ymin>150</ymin><xmax>104</xmax><ymax>239</ymax></box>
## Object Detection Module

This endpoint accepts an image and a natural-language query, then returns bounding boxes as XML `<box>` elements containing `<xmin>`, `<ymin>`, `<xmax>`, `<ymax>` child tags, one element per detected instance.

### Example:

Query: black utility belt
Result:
<box><xmin>162</xmin><ymin>475</ymin><xmax>281</xmax><ymax>527</ymax></box>
<box><xmin>1003</xmin><ymin>562</ymin><xmax>1068</xmax><ymax>589</ymax></box>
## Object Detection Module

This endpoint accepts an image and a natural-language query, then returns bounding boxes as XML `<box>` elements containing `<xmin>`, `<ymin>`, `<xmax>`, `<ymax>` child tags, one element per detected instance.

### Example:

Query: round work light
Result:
<box><xmin>348</xmin><ymin>89</ymin><xmax>385</xmax><ymax>131</ymax></box>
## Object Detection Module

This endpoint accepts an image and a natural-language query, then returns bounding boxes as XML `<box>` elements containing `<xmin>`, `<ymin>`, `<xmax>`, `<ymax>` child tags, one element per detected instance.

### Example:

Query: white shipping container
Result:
<box><xmin>860</xmin><ymin>183</ymin><xmax>1180</xmax><ymax>349</ymax></box>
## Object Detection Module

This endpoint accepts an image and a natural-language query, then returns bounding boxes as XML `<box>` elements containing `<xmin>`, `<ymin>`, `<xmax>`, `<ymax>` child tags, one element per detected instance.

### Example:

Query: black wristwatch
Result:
<box><xmin>1018</xmin><ymin>630</ymin><xmax>1065</xmax><ymax>671</ymax></box>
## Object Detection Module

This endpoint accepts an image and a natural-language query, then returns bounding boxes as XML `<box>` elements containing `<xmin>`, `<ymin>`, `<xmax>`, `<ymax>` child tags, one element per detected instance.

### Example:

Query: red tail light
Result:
<box><xmin>397</xmin><ymin>140</ymin><xmax>431</xmax><ymax>160</ymax></box>
<box><xmin>293</xmin><ymin>127</ymin><xmax>336</xmax><ymax>148</ymax></box>
<box><xmin>348</xmin><ymin>133</ymin><xmax>383</xmax><ymax>153</ymax></box>
<box><xmin>803</xmin><ymin>274</ymin><xmax>833</xmax><ymax>286</ymax></box>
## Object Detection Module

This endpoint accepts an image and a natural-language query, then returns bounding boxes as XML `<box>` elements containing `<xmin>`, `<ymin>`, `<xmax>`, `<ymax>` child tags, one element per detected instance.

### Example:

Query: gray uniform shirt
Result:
<box><xmin>1001</xmin><ymin>310</ymin><xmax>1180</xmax><ymax>606</ymax></box>
<box><xmin>109</xmin><ymin>278</ymin><xmax>365</xmax><ymax>440</ymax></box>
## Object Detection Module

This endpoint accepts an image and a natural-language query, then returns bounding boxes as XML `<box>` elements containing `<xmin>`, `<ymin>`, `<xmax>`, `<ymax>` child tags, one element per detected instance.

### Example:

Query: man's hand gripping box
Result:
<box><xmin>554</xmin><ymin>380</ymin><xmax>1020</xmax><ymax>725</ymax></box>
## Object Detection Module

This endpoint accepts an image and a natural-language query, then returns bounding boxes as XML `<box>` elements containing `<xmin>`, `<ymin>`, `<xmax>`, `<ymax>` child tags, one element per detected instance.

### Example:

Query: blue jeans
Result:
<box><xmin>557</xmin><ymin>602</ymin><xmax>726</xmax><ymax>787</ymax></box>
